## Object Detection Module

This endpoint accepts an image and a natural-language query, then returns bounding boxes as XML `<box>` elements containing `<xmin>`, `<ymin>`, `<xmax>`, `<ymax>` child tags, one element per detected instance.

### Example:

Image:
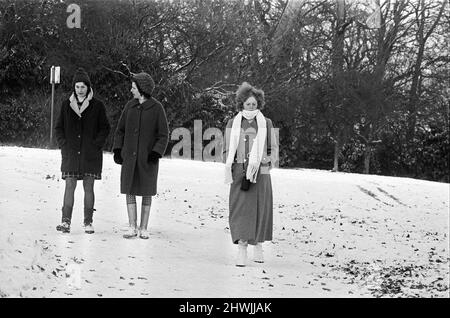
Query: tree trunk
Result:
<box><xmin>332</xmin><ymin>139</ymin><xmax>340</xmax><ymax>172</ymax></box>
<box><xmin>363</xmin><ymin>146</ymin><xmax>371</xmax><ymax>174</ymax></box>
<box><xmin>407</xmin><ymin>0</ymin><xmax>446</xmax><ymax>143</ymax></box>
<box><xmin>331</xmin><ymin>0</ymin><xmax>345</xmax><ymax>81</ymax></box>
<box><xmin>330</xmin><ymin>0</ymin><xmax>347</xmax><ymax>172</ymax></box>
<box><xmin>405</xmin><ymin>0</ymin><xmax>445</xmax><ymax>177</ymax></box>
<box><xmin>407</xmin><ymin>2</ymin><xmax>425</xmax><ymax>144</ymax></box>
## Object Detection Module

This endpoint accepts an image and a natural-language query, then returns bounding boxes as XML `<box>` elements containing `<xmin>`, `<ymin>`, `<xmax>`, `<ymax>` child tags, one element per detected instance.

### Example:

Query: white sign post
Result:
<box><xmin>50</xmin><ymin>66</ymin><xmax>60</xmax><ymax>146</ymax></box>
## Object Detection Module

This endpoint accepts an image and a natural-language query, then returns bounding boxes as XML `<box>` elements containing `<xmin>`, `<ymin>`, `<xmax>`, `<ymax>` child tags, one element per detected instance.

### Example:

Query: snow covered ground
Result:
<box><xmin>0</xmin><ymin>146</ymin><xmax>448</xmax><ymax>298</ymax></box>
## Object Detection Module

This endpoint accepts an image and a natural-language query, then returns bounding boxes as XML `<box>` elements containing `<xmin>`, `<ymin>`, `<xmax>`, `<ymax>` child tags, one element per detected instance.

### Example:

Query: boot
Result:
<box><xmin>254</xmin><ymin>243</ymin><xmax>264</xmax><ymax>263</ymax></box>
<box><xmin>123</xmin><ymin>226</ymin><xmax>138</xmax><ymax>239</ymax></box>
<box><xmin>56</xmin><ymin>221</ymin><xmax>70</xmax><ymax>233</ymax></box>
<box><xmin>236</xmin><ymin>240</ymin><xmax>248</xmax><ymax>267</ymax></box>
<box><xmin>84</xmin><ymin>208</ymin><xmax>95</xmax><ymax>234</ymax></box>
<box><xmin>139</xmin><ymin>228</ymin><xmax>150</xmax><ymax>239</ymax></box>
<box><xmin>84</xmin><ymin>223</ymin><xmax>94</xmax><ymax>234</ymax></box>
<box><xmin>56</xmin><ymin>206</ymin><xmax>72</xmax><ymax>233</ymax></box>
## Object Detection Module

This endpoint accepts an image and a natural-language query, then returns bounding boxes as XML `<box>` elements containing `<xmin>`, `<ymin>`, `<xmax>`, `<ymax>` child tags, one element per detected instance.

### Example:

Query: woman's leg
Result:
<box><xmin>125</xmin><ymin>194</ymin><xmax>137</xmax><ymax>227</ymax></box>
<box><xmin>139</xmin><ymin>196</ymin><xmax>152</xmax><ymax>231</ymax></box>
<box><xmin>236</xmin><ymin>239</ymin><xmax>248</xmax><ymax>267</ymax></box>
<box><xmin>138</xmin><ymin>196</ymin><xmax>152</xmax><ymax>239</ymax></box>
<box><xmin>83</xmin><ymin>176</ymin><xmax>95</xmax><ymax>210</ymax></box>
<box><xmin>63</xmin><ymin>177</ymin><xmax>77</xmax><ymax>209</ymax></box>
<box><xmin>253</xmin><ymin>242</ymin><xmax>264</xmax><ymax>263</ymax></box>
<box><xmin>62</xmin><ymin>177</ymin><xmax>77</xmax><ymax>223</ymax></box>
<box><xmin>83</xmin><ymin>176</ymin><xmax>95</xmax><ymax>226</ymax></box>
<box><xmin>123</xmin><ymin>194</ymin><xmax>138</xmax><ymax>238</ymax></box>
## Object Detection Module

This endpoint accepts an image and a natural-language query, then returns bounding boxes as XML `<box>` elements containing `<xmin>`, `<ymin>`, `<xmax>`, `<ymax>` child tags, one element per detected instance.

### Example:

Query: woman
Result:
<box><xmin>54</xmin><ymin>67</ymin><xmax>110</xmax><ymax>234</ymax></box>
<box><xmin>224</xmin><ymin>82</ymin><xmax>278</xmax><ymax>266</ymax></box>
<box><xmin>113</xmin><ymin>72</ymin><xmax>169</xmax><ymax>239</ymax></box>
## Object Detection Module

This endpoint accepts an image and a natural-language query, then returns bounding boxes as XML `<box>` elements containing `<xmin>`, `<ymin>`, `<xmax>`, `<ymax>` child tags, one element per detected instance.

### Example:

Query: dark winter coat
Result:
<box><xmin>113</xmin><ymin>97</ymin><xmax>169</xmax><ymax>196</ymax></box>
<box><xmin>54</xmin><ymin>96</ymin><xmax>110</xmax><ymax>174</ymax></box>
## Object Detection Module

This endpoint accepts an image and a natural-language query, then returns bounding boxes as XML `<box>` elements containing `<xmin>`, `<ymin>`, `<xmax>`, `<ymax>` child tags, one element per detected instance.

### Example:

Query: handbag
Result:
<box><xmin>240</xmin><ymin>138</ymin><xmax>253</xmax><ymax>191</ymax></box>
<box><xmin>240</xmin><ymin>158</ymin><xmax>254</xmax><ymax>191</ymax></box>
<box><xmin>241</xmin><ymin>175</ymin><xmax>251</xmax><ymax>191</ymax></box>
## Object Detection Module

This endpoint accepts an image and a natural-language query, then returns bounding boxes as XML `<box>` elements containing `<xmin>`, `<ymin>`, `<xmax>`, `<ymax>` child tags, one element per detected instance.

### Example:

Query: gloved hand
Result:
<box><xmin>148</xmin><ymin>151</ymin><xmax>161</xmax><ymax>163</ymax></box>
<box><xmin>113</xmin><ymin>149</ymin><xmax>123</xmax><ymax>165</ymax></box>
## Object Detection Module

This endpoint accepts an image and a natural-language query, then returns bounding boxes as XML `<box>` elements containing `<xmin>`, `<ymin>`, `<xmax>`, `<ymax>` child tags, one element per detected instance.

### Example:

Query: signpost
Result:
<box><xmin>50</xmin><ymin>66</ymin><xmax>60</xmax><ymax>146</ymax></box>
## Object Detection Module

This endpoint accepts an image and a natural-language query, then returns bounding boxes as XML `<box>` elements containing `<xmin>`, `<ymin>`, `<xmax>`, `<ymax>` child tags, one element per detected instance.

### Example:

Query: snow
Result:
<box><xmin>0</xmin><ymin>146</ymin><xmax>448</xmax><ymax>298</ymax></box>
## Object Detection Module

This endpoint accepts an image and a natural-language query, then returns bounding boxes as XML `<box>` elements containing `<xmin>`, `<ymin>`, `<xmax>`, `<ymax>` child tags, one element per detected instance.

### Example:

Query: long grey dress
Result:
<box><xmin>224</xmin><ymin>116</ymin><xmax>278</xmax><ymax>245</ymax></box>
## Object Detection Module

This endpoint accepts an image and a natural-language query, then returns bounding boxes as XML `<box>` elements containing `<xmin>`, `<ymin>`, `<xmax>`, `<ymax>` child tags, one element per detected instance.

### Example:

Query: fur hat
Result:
<box><xmin>132</xmin><ymin>72</ymin><xmax>155</xmax><ymax>96</ymax></box>
<box><xmin>72</xmin><ymin>68</ymin><xmax>91</xmax><ymax>87</ymax></box>
<box><xmin>235</xmin><ymin>82</ymin><xmax>265</xmax><ymax>110</ymax></box>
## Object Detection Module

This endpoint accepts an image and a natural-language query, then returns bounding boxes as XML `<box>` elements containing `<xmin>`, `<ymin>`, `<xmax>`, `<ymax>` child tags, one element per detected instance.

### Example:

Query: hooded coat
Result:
<box><xmin>113</xmin><ymin>97</ymin><xmax>169</xmax><ymax>196</ymax></box>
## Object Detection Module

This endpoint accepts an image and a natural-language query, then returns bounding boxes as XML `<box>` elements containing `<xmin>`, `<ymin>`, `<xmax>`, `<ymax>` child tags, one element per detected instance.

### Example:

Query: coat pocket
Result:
<box><xmin>85</xmin><ymin>140</ymin><xmax>101</xmax><ymax>161</ymax></box>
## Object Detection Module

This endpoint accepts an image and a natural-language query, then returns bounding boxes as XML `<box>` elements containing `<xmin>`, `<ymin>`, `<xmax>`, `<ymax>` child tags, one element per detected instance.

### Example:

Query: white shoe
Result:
<box><xmin>236</xmin><ymin>240</ymin><xmax>248</xmax><ymax>267</ymax></box>
<box><xmin>139</xmin><ymin>229</ymin><xmax>150</xmax><ymax>239</ymax></box>
<box><xmin>123</xmin><ymin>226</ymin><xmax>138</xmax><ymax>239</ymax></box>
<box><xmin>254</xmin><ymin>243</ymin><xmax>264</xmax><ymax>263</ymax></box>
<box><xmin>84</xmin><ymin>223</ymin><xmax>94</xmax><ymax>234</ymax></box>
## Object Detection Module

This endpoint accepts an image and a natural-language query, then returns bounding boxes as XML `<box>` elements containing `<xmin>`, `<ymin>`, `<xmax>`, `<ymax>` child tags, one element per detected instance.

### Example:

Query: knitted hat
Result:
<box><xmin>72</xmin><ymin>68</ymin><xmax>91</xmax><ymax>87</ymax></box>
<box><xmin>132</xmin><ymin>72</ymin><xmax>155</xmax><ymax>96</ymax></box>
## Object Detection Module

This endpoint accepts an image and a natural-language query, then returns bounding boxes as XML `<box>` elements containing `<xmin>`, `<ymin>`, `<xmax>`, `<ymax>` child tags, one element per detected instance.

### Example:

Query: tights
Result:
<box><xmin>63</xmin><ymin>176</ymin><xmax>94</xmax><ymax>209</ymax></box>
<box><xmin>125</xmin><ymin>194</ymin><xmax>152</xmax><ymax>230</ymax></box>
<box><xmin>126</xmin><ymin>194</ymin><xmax>152</xmax><ymax>206</ymax></box>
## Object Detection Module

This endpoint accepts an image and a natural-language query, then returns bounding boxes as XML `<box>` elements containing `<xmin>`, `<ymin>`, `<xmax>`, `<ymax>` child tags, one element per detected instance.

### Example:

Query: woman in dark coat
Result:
<box><xmin>223</xmin><ymin>82</ymin><xmax>278</xmax><ymax>266</ymax></box>
<box><xmin>54</xmin><ymin>68</ymin><xmax>110</xmax><ymax>234</ymax></box>
<box><xmin>113</xmin><ymin>72</ymin><xmax>169</xmax><ymax>239</ymax></box>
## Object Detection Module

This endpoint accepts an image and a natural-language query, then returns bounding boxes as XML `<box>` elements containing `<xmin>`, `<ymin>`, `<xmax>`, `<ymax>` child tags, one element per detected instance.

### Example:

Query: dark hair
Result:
<box><xmin>235</xmin><ymin>82</ymin><xmax>265</xmax><ymax>110</ymax></box>
<box><xmin>73</xmin><ymin>82</ymin><xmax>91</xmax><ymax>101</ymax></box>
<box><xmin>132</xmin><ymin>80</ymin><xmax>152</xmax><ymax>99</ymax></box>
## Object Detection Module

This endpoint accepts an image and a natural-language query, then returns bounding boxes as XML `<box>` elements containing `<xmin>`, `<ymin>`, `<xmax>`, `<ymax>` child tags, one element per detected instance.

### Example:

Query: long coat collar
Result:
<box><xmin>130</xmin><ymin>97</ymin><xmax>157</xmax><ymax>110</ymax></box>
<box><xmin>69</xmin><ymin>89</ymin><xmax>94</xmax><ymax>117</ymax></box>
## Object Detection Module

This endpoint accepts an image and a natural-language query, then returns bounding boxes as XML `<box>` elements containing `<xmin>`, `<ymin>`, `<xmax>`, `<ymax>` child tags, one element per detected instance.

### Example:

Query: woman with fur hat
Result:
<box><xmin>113</xmin><ymin>72</ymin><xmax>169</xmax><ymax>239</ymax></box>
<box><xmin>54</xmin><ymin>67</ymin><xmax>110</xmax><ymax>234</ymax></box>
<box><xmin>223</xmin><ymin>82</ymin><xmax>278</xmax><ymax>266</ymax></box>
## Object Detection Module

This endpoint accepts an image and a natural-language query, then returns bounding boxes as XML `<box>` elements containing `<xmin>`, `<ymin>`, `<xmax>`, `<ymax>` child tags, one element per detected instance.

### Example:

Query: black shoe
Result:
<box><xmin>56</xmin><ymin>221</ymin><xmax>70</xmax><ymax>233</ymax></box>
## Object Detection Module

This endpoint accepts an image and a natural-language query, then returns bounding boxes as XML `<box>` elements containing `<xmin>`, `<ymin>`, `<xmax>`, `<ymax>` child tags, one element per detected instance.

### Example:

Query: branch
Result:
<box><xmin>101</xmin><ymin>65</ymin><xmax>129</xmax><ymax>78</ymax></box>
<box><xmin>424</xmin><ymin>1</ymin><xmax>447</xmax><ymax>42</ymax></box>
<box><xmin>101</xmin><ymin>62</ymin><xmax>134</xmax><ymax>79</ymax></box>
<box><xmin>173</xmin><ymin>53</ymin><xmax>198</xmax><ymax>74</ymax></box>
<box><xmin>194</xmin><ymin>44</ymin><xmax>225</xmax><ymax>70</ymax></box>
<box><xmin>204</xmin><ymin>81</ymin><xmax>237</xmax><ymax>93</ymax></box>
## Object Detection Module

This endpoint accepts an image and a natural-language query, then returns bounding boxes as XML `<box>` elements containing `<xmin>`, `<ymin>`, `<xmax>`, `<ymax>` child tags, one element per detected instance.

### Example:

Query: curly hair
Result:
<box><xmin>235</xmin><ymin>82</ymin><xmax>265</xmax><ymax>110</ymax></box>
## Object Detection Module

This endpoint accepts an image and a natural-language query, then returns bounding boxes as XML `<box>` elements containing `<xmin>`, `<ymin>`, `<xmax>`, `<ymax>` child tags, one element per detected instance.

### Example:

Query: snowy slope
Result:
<box><xmin>0</xmin><ymin>146</ymin><xmax>448</xmax><ymax>298</ymax></box>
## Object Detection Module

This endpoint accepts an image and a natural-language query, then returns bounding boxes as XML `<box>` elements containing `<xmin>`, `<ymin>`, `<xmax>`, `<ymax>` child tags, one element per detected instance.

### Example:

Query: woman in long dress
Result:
<box><xmin>224</xmin><ymin>82</ymin><xmax>278</xmax><ymax>266</ymax></box>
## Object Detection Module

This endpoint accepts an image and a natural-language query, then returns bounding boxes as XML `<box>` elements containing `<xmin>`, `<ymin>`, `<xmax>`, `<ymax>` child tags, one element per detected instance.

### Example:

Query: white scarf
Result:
<box><xmin>224</xmin><ymin>110</ymin><xmax>267</xmax><ymax>184</ymax></box>
<box><xmin>242</xmin><ymin>109</ymin><xmax>259</xmax><ymax>120</ymax></box>
<box><xmin>69</xmin><ymin>88</ymin><xmax>93</xmax><ymax>117</ymax></box>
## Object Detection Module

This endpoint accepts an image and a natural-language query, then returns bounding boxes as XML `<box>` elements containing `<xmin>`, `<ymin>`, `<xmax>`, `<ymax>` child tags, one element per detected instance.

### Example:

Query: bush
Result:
<box><xmin>0</xmin><ymin>91</ymin><xmax>56</xmax><ymax>148</ymax></box>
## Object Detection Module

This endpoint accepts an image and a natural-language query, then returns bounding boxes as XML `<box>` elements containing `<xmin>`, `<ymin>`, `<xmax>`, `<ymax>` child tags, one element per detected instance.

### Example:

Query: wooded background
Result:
<box><xmin>0</xmin><ymin>0</ymin><xmax>448</xmax><ymax>182</ymax></box>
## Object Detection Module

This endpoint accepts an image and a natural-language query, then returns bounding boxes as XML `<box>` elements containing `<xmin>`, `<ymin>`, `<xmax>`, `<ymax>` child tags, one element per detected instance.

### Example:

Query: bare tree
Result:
<box><xmin>407</xmin><ymin>0</ymin><xmax>447</xmax><ymax>143</ymax></box>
